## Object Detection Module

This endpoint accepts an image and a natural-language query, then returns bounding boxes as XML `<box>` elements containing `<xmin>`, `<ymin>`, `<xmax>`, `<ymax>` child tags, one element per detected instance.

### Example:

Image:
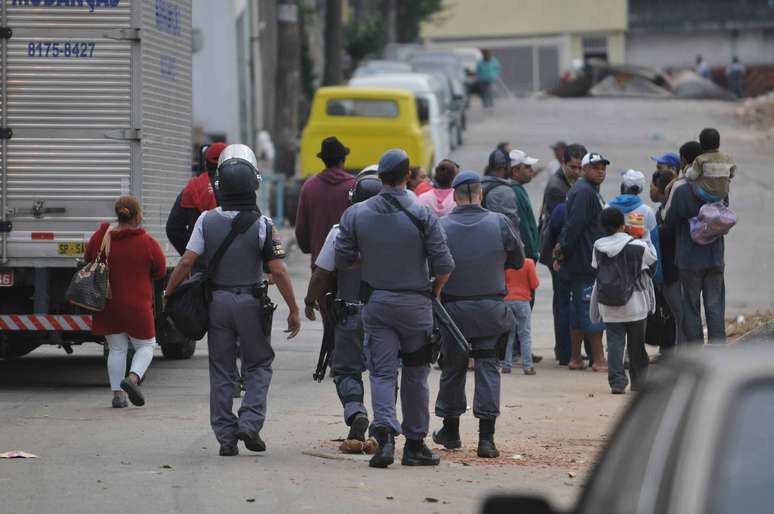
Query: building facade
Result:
<box><xmin>420</xmin><ymin>0</ymin><xmax>628</xmax><ymax>95</ymax></box>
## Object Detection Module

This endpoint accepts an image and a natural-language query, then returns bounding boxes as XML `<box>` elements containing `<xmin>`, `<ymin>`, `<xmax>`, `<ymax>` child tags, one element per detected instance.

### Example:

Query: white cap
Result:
<box><xmin>622</xmin><ymin>169</ymin><xmax>646</xmax><ymax>193</ymax></box>
<box><xmin>581</xmin><ymin>152</ymin><xmax>610</xmax><ymax>167</ymax></box>
<box><xmin>509</xmin><ymin>149</ymin><xmax>539</xmax><ymax>167</ymax></box>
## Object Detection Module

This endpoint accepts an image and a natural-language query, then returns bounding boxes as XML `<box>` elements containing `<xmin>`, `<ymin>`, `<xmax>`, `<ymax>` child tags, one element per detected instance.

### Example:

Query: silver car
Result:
<box><xmin>484</xmin><ymin>344</ymin><xmax>774</xmax><ymax>514</ymax></box>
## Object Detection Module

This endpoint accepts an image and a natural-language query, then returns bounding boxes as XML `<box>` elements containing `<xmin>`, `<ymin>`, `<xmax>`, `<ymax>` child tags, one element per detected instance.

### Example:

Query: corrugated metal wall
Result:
<box><xmin>140</xmin><ymin>0</ymin><xmax>192</xmax><ymax>257</ymax></box>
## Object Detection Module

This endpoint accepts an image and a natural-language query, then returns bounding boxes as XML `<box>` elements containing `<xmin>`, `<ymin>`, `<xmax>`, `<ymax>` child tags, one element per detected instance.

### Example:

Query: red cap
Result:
<box><xmin>205</xmin><ymin>143</ymin><xmax>227</xmax><ymax>165</ymax></box>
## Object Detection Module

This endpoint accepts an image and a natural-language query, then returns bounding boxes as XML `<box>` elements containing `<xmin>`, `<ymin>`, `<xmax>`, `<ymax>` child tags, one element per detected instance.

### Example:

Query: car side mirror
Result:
<box><xmin>416</xmin><ymin>98</ymin><xmax>430</xmax><ymax>124</ymax></box>
<box><xmin>482</xmin><ymin>495</ymin><xmax>560</xmax><ymax>514</ymax></box>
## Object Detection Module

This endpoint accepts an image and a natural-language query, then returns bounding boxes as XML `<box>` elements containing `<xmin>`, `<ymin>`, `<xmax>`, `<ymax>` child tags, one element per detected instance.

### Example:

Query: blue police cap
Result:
<box><xmin>378</xmin><ymin>148</ymin><xmax>409</xmax><ymax>175</ymax></box>
<box><xmin>452</xmin><ymin>170</ymin><xmax>481</xmax><ymax>189</ymax></box>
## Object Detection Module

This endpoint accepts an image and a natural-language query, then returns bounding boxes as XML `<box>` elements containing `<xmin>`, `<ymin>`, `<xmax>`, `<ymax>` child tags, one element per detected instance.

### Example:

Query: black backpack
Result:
<box><xmin>595</xmin><ymin>242</ymin><xmax>645</xmax><ymax>307</ymax></box>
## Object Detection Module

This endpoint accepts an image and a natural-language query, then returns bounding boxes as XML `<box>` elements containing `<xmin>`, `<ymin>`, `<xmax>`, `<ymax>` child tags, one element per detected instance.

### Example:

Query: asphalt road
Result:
<box><xmin>1</xmin><ymin>96</ymin><xmax>771</xmax><ymax>514</ymax></box>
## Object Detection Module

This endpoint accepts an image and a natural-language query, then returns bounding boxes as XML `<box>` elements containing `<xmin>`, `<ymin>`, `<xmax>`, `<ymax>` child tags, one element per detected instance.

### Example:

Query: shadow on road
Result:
<box><xmin>0</xmin><ymin>354</ymin><xmax>108</xmax><ymax>389</ymax></box>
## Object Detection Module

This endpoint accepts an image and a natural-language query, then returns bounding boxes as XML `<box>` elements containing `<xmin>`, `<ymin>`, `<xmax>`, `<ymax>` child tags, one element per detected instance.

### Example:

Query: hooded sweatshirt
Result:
<box><xmin>606</xmin><ymin>193</ymin><xmax>660</xmax><ymax>280</ymax></box>
<box><xmin>417</xmin><ymin>188</ymin><xmax>456</xmax><ymax>218</ymax></box>
<box><xmin>590</xmin><ymin>232</ymin><xmax>657</xmax><ymax>324</ymax></box>
<box><xmin>295</xmin><ymin>167</ymin><xmax>356</xmax><ymax>264</ymax></box>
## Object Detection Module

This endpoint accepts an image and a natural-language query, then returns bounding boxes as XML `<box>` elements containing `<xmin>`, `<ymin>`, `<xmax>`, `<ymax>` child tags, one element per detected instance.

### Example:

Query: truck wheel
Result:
<box><xmin>0</xmin><ymin>340</ymin><xmax>40</xmax><ymax>359</ymax></box>
<box><xmin>161</xmin><ymin>340</ymin><xmax>197</xmax><ymax>360</ymax></box>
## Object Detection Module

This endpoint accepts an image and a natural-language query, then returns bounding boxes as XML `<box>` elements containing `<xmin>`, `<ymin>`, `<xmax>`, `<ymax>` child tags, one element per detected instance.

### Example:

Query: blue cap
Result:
<box><xmin>452</xmin><ymin>170</ymin><xmax>481</xmax><ymax>189</ymax></box>
<box><xmin>650</xmin><ymin>152</ymin><xmax>680</xmax><ymax>169</ymax></box>
<box><xmin>378</xmin><ymin>148</ymin><xmax>409</xmax><ymax>175</ymax></box>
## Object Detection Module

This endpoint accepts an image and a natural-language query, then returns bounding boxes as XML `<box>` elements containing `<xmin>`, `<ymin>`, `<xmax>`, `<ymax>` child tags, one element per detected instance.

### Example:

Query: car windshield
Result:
<box><xmin>709</xmin><ymin>381</ymin><xmax>774</xmax><ymax>514</ymax></box>
<box><xmin>326</xmin><ymin>99</ymin><xmax>399</xmax><ymax>118</ymax></box>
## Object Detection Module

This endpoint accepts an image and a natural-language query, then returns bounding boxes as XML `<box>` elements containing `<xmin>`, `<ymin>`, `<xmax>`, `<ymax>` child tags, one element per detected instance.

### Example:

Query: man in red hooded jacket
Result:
<box><xmin>166</xmin><ymin>143</ymin><xmax>227</xmax><ymax>255</ymax></box>
<box><xmin>295</xmin><ymin>137</ymin><xmax>356</xmax><ymax>264</ymax></box>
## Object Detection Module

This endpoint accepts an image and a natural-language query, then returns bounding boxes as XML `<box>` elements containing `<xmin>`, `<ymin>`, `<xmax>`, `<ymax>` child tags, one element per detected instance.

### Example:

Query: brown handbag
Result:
<box><xmin>65</xmin><ymin>227</ymin><xmax>113</xmax><ymax>312</ymax></box>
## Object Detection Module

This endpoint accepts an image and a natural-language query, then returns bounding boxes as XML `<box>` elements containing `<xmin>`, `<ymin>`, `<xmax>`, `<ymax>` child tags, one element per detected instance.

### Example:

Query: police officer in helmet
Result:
<box><xmin>303</xmin><ymin>168</ymin><xmax>383</xmax><ymax>452</ymax></box>
<box><xmin>335</xmin><ymin>149</ymin><xmax>455</xmax><ymax>468</ymax></box>
<box><xmin>432</xmin><ymin>170</ymin><xmax>524</xmax><ymax>458</ymax></box>
<box><xmin>165</xmin><ymin>144</ymin><xmax>301</xmax><ymax>456</ymax></box>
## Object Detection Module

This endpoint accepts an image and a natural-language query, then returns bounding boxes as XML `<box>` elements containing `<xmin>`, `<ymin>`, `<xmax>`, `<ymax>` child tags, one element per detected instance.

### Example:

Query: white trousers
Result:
<box><xmin>105</xmin><ymin>333</ymin><xmax>156</xmax><ymax>391</ymax></box>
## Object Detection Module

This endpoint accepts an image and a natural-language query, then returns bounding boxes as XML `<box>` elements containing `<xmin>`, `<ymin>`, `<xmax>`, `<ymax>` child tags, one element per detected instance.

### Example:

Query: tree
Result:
<box><xmin>323</xmin><ymin>0</ymin><xmax>344</xmax><ymax>85</ymax></box>
<box><xmin>395</xmin><ymin>0</ymin><xmax>443</xmax><ymax>43</ymax></box>
<box><xmin>274</xmin><ymin>0</ymin><xmax>301</xmax><ymax>177</ymax></box>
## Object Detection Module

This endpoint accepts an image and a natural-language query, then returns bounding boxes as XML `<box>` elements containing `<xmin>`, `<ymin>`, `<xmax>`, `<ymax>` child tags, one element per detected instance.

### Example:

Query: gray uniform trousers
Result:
<box><xmin>208</xmin><ymin>291</ymin><xmax>274</xmax><ymax>445</ymax></box>
<box><xmin>362</xmin><ymin>291</ymin><xmax>433</xmax><ymax>439</ymax></box>
<box><xmin>331</xmin><ymin>307</ymin><xmax>368</xmax><ymax>424</ymax></box>
<box><xmin>435</xmin><ymin>299</ymin><xmax>512</xmax><ymax>420</ymax></box>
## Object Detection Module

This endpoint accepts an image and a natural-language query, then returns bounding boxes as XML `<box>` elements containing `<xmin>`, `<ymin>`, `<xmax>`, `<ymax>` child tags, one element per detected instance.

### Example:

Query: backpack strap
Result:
<box><xmin>382</xmin><ymin>193</ymin><xmax>426</xmax><ymax>236</ymax></box>
<box><xmin>481</xmin><ymin>181</ymin><xmax>509</xmax><ymax>209</ymax></box>
<box><xmin>206</xmin><ymin>211</ymin><xmax>260</xmax><ymax>276</ymax></box>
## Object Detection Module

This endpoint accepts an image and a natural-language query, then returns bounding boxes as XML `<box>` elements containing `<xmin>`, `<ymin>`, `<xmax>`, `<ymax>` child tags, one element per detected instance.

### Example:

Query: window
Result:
<box><xmin>326</xmin><ymin>99</ymin><xmax>399</xmax><ymax>118</ymax></box>
<box><xmin>579</xmin><ymin>375</ymin><xmax>679</xmax><ymax>514</ymax></box>
<box><xmin>709</xmin><ymin>382</ymin><xmax>774</xmax><ymax>514</ymax></box>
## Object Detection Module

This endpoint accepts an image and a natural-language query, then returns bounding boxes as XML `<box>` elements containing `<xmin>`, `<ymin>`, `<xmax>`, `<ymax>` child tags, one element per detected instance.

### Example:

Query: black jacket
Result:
<box><xmin>540</xmin><ymin>168</ymin><xmax>572</xmax><ymax>225</ymax></box>
<box><xmin>165</xmin><ymin>192</ymin><xmax>202</xmax><ymax>256</ymax></box>
<box><xmin>656</xmin><ymin>205</ymin><xmax>678</xmax><ymax>284</ymax></box>
<box><xmin>559</xmin><ymin>178</ymin><xmax>605</xmax><ymax>281</ymax></box>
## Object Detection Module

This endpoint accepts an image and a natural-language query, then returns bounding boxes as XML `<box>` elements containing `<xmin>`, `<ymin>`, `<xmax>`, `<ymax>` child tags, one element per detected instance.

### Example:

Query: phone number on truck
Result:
<box><xmin>28</xmin><ymin>42</ymin><xmax>96</xmax><ymax>58</ymax></box>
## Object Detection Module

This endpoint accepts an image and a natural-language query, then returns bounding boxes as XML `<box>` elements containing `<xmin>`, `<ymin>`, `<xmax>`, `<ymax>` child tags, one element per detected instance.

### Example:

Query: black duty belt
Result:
<box><xmin>441</xmin><ymin>293</ymin><xmax>504</xmax><ymax>303</ymax></box>
<box><xmin>212</xmin><ymin>283</ymin><xmax>267</xmax><ymax>298</ymax></box>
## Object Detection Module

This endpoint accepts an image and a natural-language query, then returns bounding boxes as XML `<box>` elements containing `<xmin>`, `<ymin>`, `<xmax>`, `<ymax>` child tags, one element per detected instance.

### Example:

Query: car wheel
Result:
<box><xmin>161</xmin><ymin>340</ymin><xmax>197</xmax><ymax>360</ymax></box>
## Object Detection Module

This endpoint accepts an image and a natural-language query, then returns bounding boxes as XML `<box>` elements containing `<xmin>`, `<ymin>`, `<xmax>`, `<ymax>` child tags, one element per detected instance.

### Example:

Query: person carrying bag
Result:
<box><xmin>66</xmin><ymin>227</ymin><xmax>112</xmax><ymax>311</ymax></box>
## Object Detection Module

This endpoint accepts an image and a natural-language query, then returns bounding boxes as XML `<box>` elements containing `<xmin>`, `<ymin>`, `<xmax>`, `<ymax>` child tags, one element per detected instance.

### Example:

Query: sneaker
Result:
<box><xmin>120</xmin><ymin>378</ymin><xmax>145</xmax><ymax>406</ymax></box>
<box><xmin>501</xmin><ymin>367</ymin><xmax>512</xmax><ymax>374</ymax></box>
<box><xmin>611</xmin><ymin>386</ymin><xmax>626</xmax><ymax>395</ymax></box>
<box><xmin>236</xmin><ymin>430</ymin><xmax>266</xmax><ymax>452</ymax></box>
<box><xmin>523</xmin><ymin>368</ymin><xmax>536</xmax><ymax>376</ymax></box>
<box><xmin>219</xmin><ymin>444</ymin><xmax>239</xmax><ymax>457</ymax></box>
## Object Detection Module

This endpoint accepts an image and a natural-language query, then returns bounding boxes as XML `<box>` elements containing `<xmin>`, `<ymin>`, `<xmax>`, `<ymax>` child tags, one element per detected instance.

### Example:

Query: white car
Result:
<box><xmin>349</xmin><ymin>73</ymin><xmax>451</xmax><ymax>167</ymax></box>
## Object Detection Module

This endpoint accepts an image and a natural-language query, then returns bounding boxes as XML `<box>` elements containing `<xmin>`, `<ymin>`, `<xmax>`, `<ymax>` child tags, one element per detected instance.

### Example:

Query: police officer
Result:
<box><xmin>335</xmin><ymin>149</ymin><xmax>455</xmax><ymax>468</ymax></box>
<box><xmin>303</xmin><ymin>169</ymin><xmax>383</xmax><ymax>451</ymax></box>
<box><xmin>165</xmin><ymin>144</ymin><xmax>301</xmax><ymax>456</ymax></box>
<box><xmin>432</xmin><ymin>170</ymin><xmax>524</xmax><ymax>458</ymax></box>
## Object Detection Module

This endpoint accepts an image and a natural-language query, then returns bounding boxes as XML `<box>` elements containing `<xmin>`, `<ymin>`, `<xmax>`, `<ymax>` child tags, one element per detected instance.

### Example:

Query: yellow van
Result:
<box><xmin>300</xmin><ymin>87</ymin><xmax>435</xmax><ymax>177</ymax></box>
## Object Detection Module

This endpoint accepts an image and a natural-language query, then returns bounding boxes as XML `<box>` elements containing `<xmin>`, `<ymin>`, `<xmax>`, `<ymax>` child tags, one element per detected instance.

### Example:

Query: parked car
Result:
<box><xmin>351</xmin><ymin>60</ymin><xmax>412</xmax><ymax>79</ymax></box>
<box><xmin>300</xmin><ymin>87</ymin><xmax>434</xmax><ymax>177</ymax></box>
<box><xmin>409</xmin><ymin>56</ymin><xmax>468</xmax><ymax>134</ymax></box>
<box><xmin>349</xmin><ymin>73</ymin><xmax>451</xmax><ymax>163</ymax></box>
<box><xmin>483</xmin><ymin>343</ymin><xmax>774</xmax><ymax>514</ymax></box>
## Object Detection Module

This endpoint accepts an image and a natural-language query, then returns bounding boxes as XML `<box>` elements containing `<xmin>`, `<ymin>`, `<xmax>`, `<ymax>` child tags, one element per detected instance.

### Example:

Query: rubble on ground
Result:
<box><xmin>670</xmin><ymin>70</ymin><xmax>736</xmax><ymax>100</ymax></box>
<box><xmin>735</xmin><ymin>90</ymin><xmax>774</xmax><ymax>140</ymax></box>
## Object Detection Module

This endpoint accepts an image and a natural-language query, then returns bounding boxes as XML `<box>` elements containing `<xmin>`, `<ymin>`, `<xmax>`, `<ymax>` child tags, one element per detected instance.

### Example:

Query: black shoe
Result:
<box><xmin>477</xmin><ymin>418</ymin><xmax>499</xmax><ymax>458</ymax></box>
<box><xmin>532</xmin><ymin>354</ymin><xmax>543</xmax><ymax>363</ymax></box>
<box><xmin>219</xmin><ymin>444</ymin><xmax>239</xmax><ymax>457</ymax></box>
<box><xmin>236</xmin><ymin>430</ymin><xmax>266</xmax><ymax>452</ymax></box>
<box><xmin>120</xmin><ymin>378</ymin><xmax>145</xmax><ymax>406</ymax></box>
<box><xmin>477</xmin><ymin>438</ymin><xmax>500</xmax><ymax>458</ymax></box>
<box><xmin>432</xmin><ymin>417</ymin><xmax>461</xmax><ymax>449</ymax></box>
<box><xmin>369</xmin><ymin>427</ymin><xmax>395</xmax><ymax>468</ymax></box>
<box><xmin>402</xmin><ymin>439</ymin><xmax>440</xmax><ymax>466</ymax></box>
<box><xmin>347</xmin><ymin>414</ymin><xmax>370</xmax><ymax>442</ymax></box>
<box><xmin>111</xmin><ymin>396</ymin><xmax>128</xmax><ymax>408</ymax></box>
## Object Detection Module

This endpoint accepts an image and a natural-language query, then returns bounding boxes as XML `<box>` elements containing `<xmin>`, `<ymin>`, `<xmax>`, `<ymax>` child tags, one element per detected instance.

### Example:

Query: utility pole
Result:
<box><xmin>260</xmin><ymin>0</ymin><xmax>278</xmax><ymax>136</ymax></box>
<box><xmin>274</xmin><ymin>0</ymin><xmax>300</xmax><ymax>177</ymax></box>
<box><xmin>250</xmin><ymin>0</ymin><xmax>263</xmax><ymax>151</ymax></box>
<box><xmin>323</xmin><ymin>0</ymin><xmax>343</xmax><ymax>85</ymax></box>
<box><xmin>384</xmin><ymin>0</ymin><xmax>397</xmax><ymax>45</ymax></box>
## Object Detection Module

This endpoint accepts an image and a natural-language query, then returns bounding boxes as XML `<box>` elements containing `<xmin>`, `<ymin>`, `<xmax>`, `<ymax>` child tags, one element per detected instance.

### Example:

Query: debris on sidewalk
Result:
<box><xmin>0</xmin><ymin>451</ymin><xmax>39</xmax><ymax>459</ymax></box>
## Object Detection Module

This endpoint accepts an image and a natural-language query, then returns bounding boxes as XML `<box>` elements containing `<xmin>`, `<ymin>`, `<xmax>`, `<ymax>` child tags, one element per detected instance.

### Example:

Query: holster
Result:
<box><xmin>253</xmin><ymin>281</ymin><xmax>276</xmax><ymax>342</ymax></box>
<box><xmin>400</xmin><ymin>326</ymin><xmax>441</xmax><ymax>367</ymax></box>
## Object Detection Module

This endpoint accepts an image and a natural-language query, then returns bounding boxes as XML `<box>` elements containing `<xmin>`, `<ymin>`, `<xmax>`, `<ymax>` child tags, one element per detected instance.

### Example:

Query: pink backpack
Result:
<box><xmin>689</xmin><ymin>201</ymin><xmax>737</xmax><ymax>245</ymax></box>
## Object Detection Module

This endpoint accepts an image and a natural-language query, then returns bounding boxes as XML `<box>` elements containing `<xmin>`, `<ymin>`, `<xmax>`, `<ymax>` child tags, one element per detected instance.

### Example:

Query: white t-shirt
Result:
<box><xmin>186</xmin><ymin>207</ymin><xmax>269</xmax><ymax>255</ymax></box>
<box><xmin>314</xmin><ymin>225</ymin><xmax>339</xmax><ymax>272</ymax></box>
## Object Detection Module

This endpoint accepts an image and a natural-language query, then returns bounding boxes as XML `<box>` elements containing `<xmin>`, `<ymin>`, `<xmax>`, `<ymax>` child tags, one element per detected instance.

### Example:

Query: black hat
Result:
<box><xmin>488</xmin><ymin>148</ymin><xmax>509</xmax><ymax>170</ymax></box>
<box><xmin>317</xmin><ymin>136</ymin><xmax>350</xmax><ymax>161</ymax></box>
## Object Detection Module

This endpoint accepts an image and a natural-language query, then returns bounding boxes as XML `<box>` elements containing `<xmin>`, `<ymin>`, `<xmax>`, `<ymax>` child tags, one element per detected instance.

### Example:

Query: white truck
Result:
<box><xmin>0</xmin><ymin>0</ymin><xmax>195</xmax><ymax>359</ymax></box>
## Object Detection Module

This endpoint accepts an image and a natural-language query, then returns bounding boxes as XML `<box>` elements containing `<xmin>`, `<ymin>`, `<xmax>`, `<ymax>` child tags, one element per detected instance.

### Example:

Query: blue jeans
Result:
<box><xmin>551</xmin><ymin>270</ymin><xmax>572</xmax><ymax>364</ymax></box>
<box><xmin>680</xmin><ymin>267</ymin><xmax>726</xmax><ymax>345</ymax></box>
<box><xmin>503</xmin><ymin>300</ymin><xmax>533</xmax><ymax>370</ymax></box>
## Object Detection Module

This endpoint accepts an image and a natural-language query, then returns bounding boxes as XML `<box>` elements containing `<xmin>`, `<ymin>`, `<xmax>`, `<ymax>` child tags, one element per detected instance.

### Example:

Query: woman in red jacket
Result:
<box><xmin>85</xmin><ymin>196</ymin><xmax>166</xmax><ymax>408</ymax></box>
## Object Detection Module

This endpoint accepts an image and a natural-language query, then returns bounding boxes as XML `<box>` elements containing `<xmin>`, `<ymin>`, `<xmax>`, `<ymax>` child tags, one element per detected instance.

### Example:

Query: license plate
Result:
<box><xmin>58</xmin><ymin>242</ymin><xmax>85</xmax><ymax>256</ymax></box>
<box><xmin>0</xmin><ymin>270</ymin><xmax>12</xmax><ymax>287</ymax></box>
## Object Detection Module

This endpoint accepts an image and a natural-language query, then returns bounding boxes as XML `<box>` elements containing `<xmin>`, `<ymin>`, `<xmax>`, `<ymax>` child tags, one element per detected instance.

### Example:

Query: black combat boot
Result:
<box><xmin>347</xmin><ymin>413</ymin><xmax>370</xmax><ymax>442</ymax></box>
<box><xmin>369</xmin><ymin>426</ymin><xmax>395</xmax><ymax>468</ymax></box>
<box><xmin>401</xmin><ymin>438</ymin><xmax>441</xmax><ymax>466</ymax></box>
<box><xmin>477</xmin><ymin>418</ymin><xmax>499</xmax><ymax>458</ymax></box>
<box><xmin>236</xmin><ymin>429</ymin><xmax>267</xmax><ymax>452</ymax></box>
<box><xmin>432</xmin><ymin>417</ymin><xmax>461</xmax><ymax>449</ymax></box>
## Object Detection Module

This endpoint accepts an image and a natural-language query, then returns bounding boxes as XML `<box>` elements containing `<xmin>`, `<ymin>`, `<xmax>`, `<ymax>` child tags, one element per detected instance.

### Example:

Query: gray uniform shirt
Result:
<box><xmin>334</xmin><ymin>186</ymin><xmax>454</xmax><ymax>292</ymax></box>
